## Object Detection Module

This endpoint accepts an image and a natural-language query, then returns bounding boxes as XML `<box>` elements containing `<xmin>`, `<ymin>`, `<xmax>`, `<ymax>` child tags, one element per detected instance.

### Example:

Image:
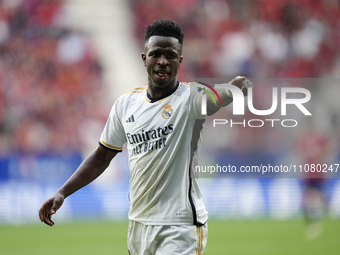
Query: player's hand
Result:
<box><xmin>229</xmin><ymin>76</ymin><xmax>253</xmax><ymax>97</ymax></box>
<box><xmin>38</xmin><ymin>193</ymin><xmax>64</xmax><ymax>226</ymax></box>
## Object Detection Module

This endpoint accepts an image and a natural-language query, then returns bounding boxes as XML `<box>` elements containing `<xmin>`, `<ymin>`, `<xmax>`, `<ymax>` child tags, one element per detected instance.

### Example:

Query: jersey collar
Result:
<box><xmin>146</xmin><ymin>81</ymin><xmax>180</xmax><ymax>103</ymax></box>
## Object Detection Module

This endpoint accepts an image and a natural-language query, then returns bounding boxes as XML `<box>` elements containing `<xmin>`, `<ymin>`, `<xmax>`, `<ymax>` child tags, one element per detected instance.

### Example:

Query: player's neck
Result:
<box><xmin>147</xmin><ymin>80</ymin><xmax>178</xmax><ymax>100</ymax></box>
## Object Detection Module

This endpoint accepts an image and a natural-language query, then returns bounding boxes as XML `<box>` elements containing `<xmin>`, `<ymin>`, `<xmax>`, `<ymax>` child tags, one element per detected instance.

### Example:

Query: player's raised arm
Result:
<box><xmin>206</xmin><ymin>76</ymin><xmax>253</xmax><ymax>116</ymax></box>
<box><xmin>38</xmin><ymin>145</ymin><xmax>118</xmax><ymax>226</ymax></box>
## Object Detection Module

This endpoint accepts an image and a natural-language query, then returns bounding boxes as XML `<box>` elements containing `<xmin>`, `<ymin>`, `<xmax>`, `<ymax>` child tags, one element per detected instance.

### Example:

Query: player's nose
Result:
<box><xmin>157</xmin><ymin>55</ymin><xmax>169</xmax><ymax>66</ymax></box>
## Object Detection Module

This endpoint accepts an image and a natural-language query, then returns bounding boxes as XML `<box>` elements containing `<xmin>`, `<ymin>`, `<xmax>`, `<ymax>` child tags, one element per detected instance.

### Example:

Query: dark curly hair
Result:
<box><xmin>145</xmin><ymin>19</ymin><xmax>184</xmax><ymax>46</ymax></box>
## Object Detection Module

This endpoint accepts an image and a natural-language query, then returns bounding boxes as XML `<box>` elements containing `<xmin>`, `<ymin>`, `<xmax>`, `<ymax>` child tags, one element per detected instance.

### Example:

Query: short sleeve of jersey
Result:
<box><xmin>189</xmin><ymin>82</ymin><xmax>206</xmax><ymax>120</ymax></box>
<box><xmin>99</xmin><ymin>99</ymin><xmax>127</xmax><ymax>152</ymax></box>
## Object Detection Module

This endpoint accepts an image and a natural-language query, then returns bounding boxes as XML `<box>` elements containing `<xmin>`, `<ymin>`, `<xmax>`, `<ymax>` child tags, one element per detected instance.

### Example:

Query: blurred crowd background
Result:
<box><xmin>0</xmin><ymin>0</ymin><xmax>340</xmax><ymax>225</ymax></box>
<box><xmin>131</xmin><ymin>0</ymin><xmax>340</xmax><ymax>79</ymax></box>
<box><xmin>0</xmin><ymin>0</ymin><xmax>108</xmax><ymax>155</ymax></box>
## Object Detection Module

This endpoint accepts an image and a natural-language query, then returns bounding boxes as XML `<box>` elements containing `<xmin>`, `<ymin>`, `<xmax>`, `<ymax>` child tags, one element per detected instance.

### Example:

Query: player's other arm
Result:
<box><xmin>38</xmin><ymin>145</ymin><xmax>118</xmax><ymax>226</ymax></box>
<box><xmin>206</xmin><ymin>76</ymin><xmax>253</xmax><ymax>116</ymax></box>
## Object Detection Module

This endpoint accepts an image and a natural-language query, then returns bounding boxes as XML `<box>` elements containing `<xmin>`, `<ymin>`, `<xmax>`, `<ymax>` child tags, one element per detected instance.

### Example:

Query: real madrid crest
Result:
<box><xmin>162</xmin><ymin>104</ymin><xmax>173</xmax><ymax>119</ymax></box>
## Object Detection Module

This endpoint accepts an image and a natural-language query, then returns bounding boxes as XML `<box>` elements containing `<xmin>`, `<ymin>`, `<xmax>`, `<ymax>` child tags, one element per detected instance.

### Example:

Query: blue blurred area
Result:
<box><xmin>0</xmin><ymin>157</ymin><xmax>9</xmax><ymax>180</ymax></box>
<box><xmin>0</xmin><ymin>179</ymin><xmax>130</xmax><ymax>224</ymax></box>
<box><xmin>0</xmin><ymin>152</ymin><xmax>339</xmax><ymax>224</ymax></box>
<box><xmin>0</xmin><ymin>175</ymin><xmax>339</xmax><ymax>225</ymax></box>
<box><xmin>0</xmin><ymin>153</ymin><xmax>82</xmax><ymax>182</ymax></box>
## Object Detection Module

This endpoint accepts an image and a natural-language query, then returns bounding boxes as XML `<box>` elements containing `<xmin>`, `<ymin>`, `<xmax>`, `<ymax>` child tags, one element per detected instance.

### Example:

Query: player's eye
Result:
<box><xmin>150</xmin><ymin>52</ymin><xmax>160</xmax><ymax>58</ymax></box>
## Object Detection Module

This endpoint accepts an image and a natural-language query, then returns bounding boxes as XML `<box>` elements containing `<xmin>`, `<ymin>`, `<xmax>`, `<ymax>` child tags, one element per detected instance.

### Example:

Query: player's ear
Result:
<box><xmin>179</xmin><ymin>56</ymin><xmax>183</xmax><ymax>66</ymax></box>
<box><xmin>141</xmin><ymin>53</ymin><xmax>146</xmax><ymax>66</ymax></box>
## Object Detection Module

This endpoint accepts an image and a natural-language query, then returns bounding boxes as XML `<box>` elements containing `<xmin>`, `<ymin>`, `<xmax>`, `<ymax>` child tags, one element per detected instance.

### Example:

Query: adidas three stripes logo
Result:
<box><xmin>126</xmin><ymin>115</ymin><xmax>135</xmax><ymax>123</ymax></box>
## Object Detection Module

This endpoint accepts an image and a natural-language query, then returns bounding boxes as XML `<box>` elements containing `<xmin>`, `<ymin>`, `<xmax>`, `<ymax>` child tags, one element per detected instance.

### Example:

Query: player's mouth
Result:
<box><xmin>155</xmin><ymin>70</ymin><xmax>170</xmax><ymax>80</ymax></box>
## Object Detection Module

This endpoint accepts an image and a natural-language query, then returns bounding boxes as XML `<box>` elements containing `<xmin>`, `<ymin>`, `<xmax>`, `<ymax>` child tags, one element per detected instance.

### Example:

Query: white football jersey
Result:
<box><xmin>99</xmin><ymin>81</ymin><xmax>208</xmax><ymax>225</ymax></box>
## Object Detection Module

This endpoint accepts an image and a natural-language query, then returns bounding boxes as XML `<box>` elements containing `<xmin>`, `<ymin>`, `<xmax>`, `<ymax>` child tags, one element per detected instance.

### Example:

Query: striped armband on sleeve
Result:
<box><xmin>99</xmin><ymin>139</ymin><xmax>124</xmax><ymax>152</ymax></box>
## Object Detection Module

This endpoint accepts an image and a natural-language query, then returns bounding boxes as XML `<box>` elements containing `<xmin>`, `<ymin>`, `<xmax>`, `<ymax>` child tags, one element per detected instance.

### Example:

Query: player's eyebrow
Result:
<box><xmin>149</xmin><ymin>48</ymin><xmax>179</xmax><ymax>56</ymax></box>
